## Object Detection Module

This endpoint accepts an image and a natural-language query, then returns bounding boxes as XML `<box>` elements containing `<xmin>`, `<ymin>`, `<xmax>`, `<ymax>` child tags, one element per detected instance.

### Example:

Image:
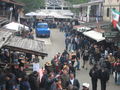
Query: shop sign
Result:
<box><xmin>103</xmin><ymin>31</ymin><xmax>119</xmax><ymax>37</ymax></box>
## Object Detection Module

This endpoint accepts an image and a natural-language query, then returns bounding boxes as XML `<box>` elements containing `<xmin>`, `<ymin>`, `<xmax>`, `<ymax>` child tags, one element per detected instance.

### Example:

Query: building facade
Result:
<box><xmin>73</xmin><ymin>0</ymin><xmax>104</xmax><ymax>22</ymax></box>
<box><xmin>103</xmin><ymin>0</ymin><xmax>120</xmax><ymax>21</ymax></box>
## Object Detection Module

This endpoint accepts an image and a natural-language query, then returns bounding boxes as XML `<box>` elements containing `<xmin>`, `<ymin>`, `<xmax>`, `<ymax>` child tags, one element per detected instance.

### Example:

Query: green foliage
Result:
<box><xmin>17</xmin><ymin>0</ymin><xmax>45</xmax><ymax>12</ymax></box>
<box><xmin>65</xmin><ymin>0</ymin><xmax>88</xmax><ymax>4</ymax></box>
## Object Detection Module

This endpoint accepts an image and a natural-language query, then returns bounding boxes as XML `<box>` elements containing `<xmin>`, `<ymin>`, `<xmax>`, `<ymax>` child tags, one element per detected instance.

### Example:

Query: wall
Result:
<box><xmin>103</xmin><ymin>0</ymin><xmax>120</xmax><ymax>21</ymax></box>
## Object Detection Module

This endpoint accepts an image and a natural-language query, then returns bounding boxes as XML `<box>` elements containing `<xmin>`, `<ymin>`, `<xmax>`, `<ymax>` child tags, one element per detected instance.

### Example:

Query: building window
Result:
<box><xmin>107</xmin><ymin>8</ymin><xmax>109</xmax><ymax>17</ymax></box>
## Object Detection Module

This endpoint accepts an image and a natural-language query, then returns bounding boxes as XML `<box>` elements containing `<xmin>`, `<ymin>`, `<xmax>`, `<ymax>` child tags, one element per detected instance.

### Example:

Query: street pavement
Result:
<box><xmin>39</xmin><ymin>28</ymin><xmax>120</xmax><ymax>90</ymax></box>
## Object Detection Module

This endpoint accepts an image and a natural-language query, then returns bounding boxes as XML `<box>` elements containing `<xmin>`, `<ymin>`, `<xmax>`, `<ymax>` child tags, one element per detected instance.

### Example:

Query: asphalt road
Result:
<box><xmin>39</xmin><ymin>28</ymin><xmax>120</xmax><ymax>90</ymax></box>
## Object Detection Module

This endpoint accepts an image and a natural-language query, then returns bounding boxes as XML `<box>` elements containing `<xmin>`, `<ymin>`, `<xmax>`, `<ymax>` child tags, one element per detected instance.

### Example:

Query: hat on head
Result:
<box><xmin>82</xmin><ymin>83</ymin><xmax>90</xmax><ymax>88</ymax></box>
<box><xmin>109</xmin><ymin>53</ymin><xmax>112</xmax><ymax>55</ymax></box>
<box><xmin>45</xmin><ymin>62</ymin><xmax>51</xmax><ymax>66</ymax></box>
<box><xmin>71</xmin><ymin>50</ymin><xmax>74</xmax><ymax>53</ymax></box>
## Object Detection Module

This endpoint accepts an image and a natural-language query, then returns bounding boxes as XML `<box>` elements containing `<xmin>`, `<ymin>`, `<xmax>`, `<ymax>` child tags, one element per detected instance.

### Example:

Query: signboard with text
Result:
<box><xmin>103</xmin><ymin>31</ymin><xmax>119</xmax><ymax>38</ymax></box>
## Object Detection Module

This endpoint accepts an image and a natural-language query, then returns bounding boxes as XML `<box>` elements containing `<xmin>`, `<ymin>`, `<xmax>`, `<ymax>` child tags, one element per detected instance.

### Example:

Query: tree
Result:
<box><xmin>17</xmin><ymin>0</ymin><xmax>45</xmax><ymax>12</ymax></box>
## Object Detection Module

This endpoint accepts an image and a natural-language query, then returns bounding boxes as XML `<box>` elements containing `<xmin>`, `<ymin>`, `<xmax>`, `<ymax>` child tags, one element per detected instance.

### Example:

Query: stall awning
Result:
<box><xmin>83</xmin><ymin>30</ymin><xmax>105</xmax><ymax>42</ymax></box>
<box><xmin>3</xmin><ymin>22</ymin><xmax>29</xmax><ymax>31</ymax></box>
<box><xmin>73</xmin><ymin>25</ymin><xmax>91</xmax><ymax>32</ymax></box>
<box><xmin>4</xmin><ymin>36</ymin><xmax>48</xmax><ymax>57</ymax></box>
<box><xmin>0</xmin><ymin>29</ymin><xmax>13</xmax><ymax>48</ymax></box>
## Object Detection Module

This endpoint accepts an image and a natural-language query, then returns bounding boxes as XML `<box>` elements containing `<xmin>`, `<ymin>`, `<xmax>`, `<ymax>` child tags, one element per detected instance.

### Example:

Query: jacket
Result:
<box><xmin>66</xmin><ymin>79</ymin><xmax>80</xmax><ymax>90</ymax></box>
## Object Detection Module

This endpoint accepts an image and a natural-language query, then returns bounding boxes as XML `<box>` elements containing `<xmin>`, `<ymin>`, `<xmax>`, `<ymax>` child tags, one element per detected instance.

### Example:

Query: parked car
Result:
<box><xmin>35</xmin><ymin>22</ymin><xmax>50</xmax><ymax>37</ymax></box>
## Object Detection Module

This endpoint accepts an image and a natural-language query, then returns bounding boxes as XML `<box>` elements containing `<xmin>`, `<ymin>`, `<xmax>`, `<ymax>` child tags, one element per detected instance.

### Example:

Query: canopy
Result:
<box><xmin>0</xmin><ymin>29</ymin><xmax>13</xmax><ymax>48</ymax></box>
<box><xmin>25</xmin><ymin>12</ymin><xmax>37</xmax><ymax>16</ymax></box>
<box><xmin>73</xmin><ymin>25</ymin><xmax>91</xmax><ymax>32</ymax></box>
<box><xmin>48</xmin><ymin>12</ymin><xmax>61</xmax><ymax>17</ymax></box>
<box><xmin>3</xmin><ymin>22</ymin><xmax>29</xmax><ymax>31</ymax></box>
<box><xmin>62</xmin><ymin>12</ymin><xmax>74</xmax><ymax>16</ymax></box>
<box><xmin>48</xmin><ymin>12</ymin><xmax>72</xmax><ymax>19</ymax></box>
<box><xmin>4</xmin><ymin>36</ymin><xmax>47</xmax><ymax>57</ymax></box>
<box><xmin>83</xmin><ymin>30</ymin><xmax>105</xmax><ymax>42</ymax></box>
<box><xmin>36</xmin><ymin>12</ymin><xmax>48</xmax><ymax>17</ymax></box>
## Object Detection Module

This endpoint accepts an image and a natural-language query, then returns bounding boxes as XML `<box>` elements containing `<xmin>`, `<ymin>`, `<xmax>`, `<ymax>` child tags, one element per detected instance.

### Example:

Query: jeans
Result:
<box><xmin>75</xmin><ymin>60</ymin><xmax>80</xmax><ymax>69</ymax></box>
<box><xmin>92</xmin><ymin>79</ymin><xmax>98</xmax><ymax>90</ymax></box>
<box><xmin>70</xmin><ymin>43</ymin><xmax>76</xmax><ymax>51</ymax></box>
<box><xmin>68</xmin><ymin>43</ymin><xmax>71</xmax><ymax>51</ymax></box>
<box><xmin>116</xmin><ymin>72</ymin><xmax>120</xmax><ymax>85</ymax></box>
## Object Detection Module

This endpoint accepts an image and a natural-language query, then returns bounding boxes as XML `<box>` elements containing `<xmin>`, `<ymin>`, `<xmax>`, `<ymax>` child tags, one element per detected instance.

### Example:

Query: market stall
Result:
<box><xmin>0</xmin><ymin>29</ymin><xmax>13</xmax><ymax>48</ymax></box>
<box><xmin>3</xmin><ymin>36</ymin><xmax>47</xmax><ymax>57</ymax></box>
<box><xmin>83</xmin><ymin>30</ymin><xmax>105</xmax><ymax>42</ymax></box>
<box><xmin>3</xmin><ymin>22</ymin><xmax>29</xmax><ymax>31</ymax></box>
<box><xmin>73</xmin><ymin>25</ymin><xmax>91</xmax><ymax>32</ymax></box>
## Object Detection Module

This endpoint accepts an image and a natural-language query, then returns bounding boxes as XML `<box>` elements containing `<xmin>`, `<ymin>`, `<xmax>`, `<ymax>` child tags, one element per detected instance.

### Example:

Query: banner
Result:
<box><xmin>112</xmin><ymin>9</ymin><xmax>120</xmax><ymax>28</ymax></box>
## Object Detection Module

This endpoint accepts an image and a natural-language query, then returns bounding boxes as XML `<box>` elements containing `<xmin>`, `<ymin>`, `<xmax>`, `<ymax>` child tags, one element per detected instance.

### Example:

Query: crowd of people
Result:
<box><xmin>0</xmin><ymin>20</ymin><xmax>120</xmax><ymax>90</ymax></box>
<box><xmin>0</xmin><ymin>48</ymin><xmax>93</xmax><ymax>90</ymax></box>
<box><xmin>63</xmin><ymin>22</ymin><xmax>120</xmax><ymax>90</ymax></box>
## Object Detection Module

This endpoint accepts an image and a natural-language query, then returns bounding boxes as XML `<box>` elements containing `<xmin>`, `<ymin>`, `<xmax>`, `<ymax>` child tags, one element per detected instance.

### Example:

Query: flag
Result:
<box><xmin>112</xmin><ymin>9</ymin><xmax>120</xmax><ymax>28</ymax></box>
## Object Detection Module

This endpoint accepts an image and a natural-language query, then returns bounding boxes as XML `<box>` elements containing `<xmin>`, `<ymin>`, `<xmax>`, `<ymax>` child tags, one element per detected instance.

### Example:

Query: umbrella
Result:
<box><xmin>4</xmin><ymin>22</ymin><xmax>29</xmax><ymax>31</ymax></box>
<box><xmin>48</xmin><ymin>12</ymin><xmax>60</xmax><ymax>17</ymax></box>
<box><xmin>36</xmin><ymin>12</ymin><xmax>48</xmax><ymax>17</ymax></box>
<box><xmin>25</xmin><ymin>12</ymin><xmax>37</xmax><ymax>16</ymax></box>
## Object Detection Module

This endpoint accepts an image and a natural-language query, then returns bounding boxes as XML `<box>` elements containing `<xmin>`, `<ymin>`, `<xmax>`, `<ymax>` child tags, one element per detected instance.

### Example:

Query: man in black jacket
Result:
<box><xmin>66</xmin><ymin>73</ymin><xmax>80</xmax><ymax>90</ymax></box>
<box><xmin>100</xmin><ymin>67</ymin><xmax>109</xmax><ymax>90</ymax></box>
<box><xmin>29</xmin><ymin>71</ymin><xmax>39</xmax><ymax>90</ymax></box>
<box><xmin>39</xmin><ymin>70</ymin><xmax>48</xmax><ymax>90</ymax></box>
<box><xmin>89</xmin><ymin>64</ymin><xmax>100</xmax><ymax>90</ymax></box>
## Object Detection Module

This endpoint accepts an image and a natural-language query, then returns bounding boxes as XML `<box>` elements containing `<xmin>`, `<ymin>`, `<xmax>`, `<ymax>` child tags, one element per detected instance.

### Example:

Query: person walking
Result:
<box><xmin>99</xmin><ymin>67</ymin><xmax>109</xmax><ymax>90</ymax></box>
<box><xmin>29</xmin><ymin>71</ymin><xmax>39</xmax><ymax>90</ymax></box>
<box><xmin>66</xmin><ymin>73</ymin><xmax>80</xmax><ymax>90</ymax></box>
<box><xmin>75</xmin><ymin>50</ymin><xmax>80</xmax><ymax>70</ymax></box>
<box><xmin>20</xmin><ymin>76</ymin><xmax>31</xmax><ymax>90</ymax></box>
<box><xmin>61</xmin><ymin>70</ymin><xmax>69</xmax><ymax>89</ymax></box>
<box><xmin>65</xmin><ymin>37</ymin><xmax>71</xmax><ymax>51</ymax></box>
<box><xmin>89</xmin><ymin>64</ymin><xmax>100</xmax><ymax>90</ymax></box>
<box><xmin>82</xmin><ymin>49</ymin><xmax>89</xmax><ymax>70</ymax></box>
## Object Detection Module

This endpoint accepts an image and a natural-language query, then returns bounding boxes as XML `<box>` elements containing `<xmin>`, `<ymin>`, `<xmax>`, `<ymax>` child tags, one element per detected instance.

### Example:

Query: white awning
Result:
<box><xmin>25</xmin><ymin>12</ymin><xmax>37</xmax><ymax>16</ymax></box>
<box><xmin>3</xmin><ymin>22</ymin><xmax>29</xmax><ymax>31</ymax></box>
<box><xmin>83</xmin><ymin>30</ymin><xmax>105</xmax><ymax>42</ymax></box>
<box><xmin>47</xmin><ymin>12</ymin><xmax>72</xmax><ymax>19</ymax></box>
<box><xmin>36</xmin><ymin>12</ymin><xmax>48</xmax><ymax>17</ymax></box>
<box><xmin>73</xmin><ymin>25</ymin><xmax>91</xmax><ymax>32</ymax></box>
